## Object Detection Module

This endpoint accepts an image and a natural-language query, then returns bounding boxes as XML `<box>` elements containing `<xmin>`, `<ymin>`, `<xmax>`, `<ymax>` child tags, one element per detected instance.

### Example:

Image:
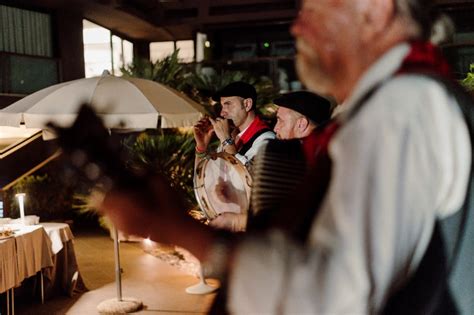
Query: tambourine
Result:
<box><xmin>194</xmin><ymin>152</ymin><xmax>252</xmax><ymax>220</ymax></box>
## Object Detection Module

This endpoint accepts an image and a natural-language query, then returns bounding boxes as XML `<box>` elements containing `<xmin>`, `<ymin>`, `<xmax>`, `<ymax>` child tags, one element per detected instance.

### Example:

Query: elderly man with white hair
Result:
<box><xmin>99</xmin><ymin>0</ymin><xmax>474</xmax><ymax>314</ymax></box>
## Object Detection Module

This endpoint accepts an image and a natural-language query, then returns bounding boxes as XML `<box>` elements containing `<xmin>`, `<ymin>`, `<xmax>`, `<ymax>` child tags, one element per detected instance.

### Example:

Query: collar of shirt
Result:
<box><xmin>337</xmin><ymin>43</ymin><xmax>410</xmax><ymax>122</ymax></box>
<box><xmin>237</xmin><ymin>124</ymin><xmax>249</xmax><ymax>138</ymax></box>
<box><xmin>236</xmin><ymin>116</ymin><xmax>269</xmax><ymax>146</ymax></box>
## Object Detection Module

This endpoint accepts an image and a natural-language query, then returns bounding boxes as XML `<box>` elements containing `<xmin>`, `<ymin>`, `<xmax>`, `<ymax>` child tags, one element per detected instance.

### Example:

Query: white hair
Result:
<box><xmin>394</xmin><ymin>0</ymin><xmax>452</xmax><ymax>41</ymax></box>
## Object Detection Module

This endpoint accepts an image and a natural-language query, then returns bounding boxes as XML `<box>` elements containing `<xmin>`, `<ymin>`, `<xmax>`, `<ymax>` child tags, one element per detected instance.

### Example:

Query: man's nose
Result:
<box><xmin>291</xmin><ymin>10</ymin><xmax>312</xmax><ymax>38</ymax></box>
<box><xmin>291</xmin><ymin>11</ymin><xmax>304</xmax><ymax>37</ymax></box>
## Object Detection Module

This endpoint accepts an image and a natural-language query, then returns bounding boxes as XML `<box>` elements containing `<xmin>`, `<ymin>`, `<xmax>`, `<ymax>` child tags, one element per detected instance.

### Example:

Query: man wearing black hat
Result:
<box><xmin>193</xmin><ymin>81</ymin><xmax>275</xmax><ymax>167</ymax></box>
<box><xmin>273</xmin><ymin>91</ymin><xmax>331</xmax><ymax>139</ymax></box>
<box><xmin>193</xmin><ymin>81</ymin><xmax>275</xmax><ymax>232</ymax></box>
<box><xmin>248</xmin><ymin>91</ymin><xmax>332</xmax><ymax>235</ymax></box>
<box><xmin>272</xmin><ymin>91</ymin><xmax>333</xmax><ymax>170</ymax></box>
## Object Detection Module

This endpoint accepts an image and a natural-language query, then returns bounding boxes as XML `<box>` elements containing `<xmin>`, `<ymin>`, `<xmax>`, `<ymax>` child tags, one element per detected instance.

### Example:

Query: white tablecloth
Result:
<box><xmin>39</xmin><ymin>222</ymin><xmax>85</xmax><ymax>297</ymax></box>
<box><xmin>40</xmin><ymin>222</ymin><xmax>74</xmax><ymax>255</ymax></box>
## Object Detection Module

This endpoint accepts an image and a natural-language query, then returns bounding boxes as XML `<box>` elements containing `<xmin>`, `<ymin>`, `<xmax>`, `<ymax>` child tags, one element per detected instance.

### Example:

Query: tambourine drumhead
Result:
<box><xmin>194</xmin><ymin>152</ymin><xmax>252</xmax><ymax>220</ymax></box>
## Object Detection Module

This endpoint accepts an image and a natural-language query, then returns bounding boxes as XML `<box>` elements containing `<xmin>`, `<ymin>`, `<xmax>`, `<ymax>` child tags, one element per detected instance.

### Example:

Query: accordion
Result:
<box><xmin>248</xmin><ymin>138</ymin><xmax>307</xmax><ymax>231</ymax></box>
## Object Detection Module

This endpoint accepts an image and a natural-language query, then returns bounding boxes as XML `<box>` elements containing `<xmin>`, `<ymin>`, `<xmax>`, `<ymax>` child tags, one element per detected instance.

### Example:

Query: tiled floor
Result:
<box><xmin>15</xmin><ymin>227</ymin><xmax>217</xmax><ymax>314</ymax></box>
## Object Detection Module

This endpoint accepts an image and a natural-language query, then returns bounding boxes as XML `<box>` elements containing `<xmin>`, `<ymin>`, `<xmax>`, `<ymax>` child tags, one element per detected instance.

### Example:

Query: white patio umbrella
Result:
<box><xmin>0</xmin><ymin>71</ymin><xmax>206</xmax><ymax>131</ymax></box>
<box><xmin>0</xmin><ymin>72</ymin><xmax>207</xmax><ymax>313</ymax></box>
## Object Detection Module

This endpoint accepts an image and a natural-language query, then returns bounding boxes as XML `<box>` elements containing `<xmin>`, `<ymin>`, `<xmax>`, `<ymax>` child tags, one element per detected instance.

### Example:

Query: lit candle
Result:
<box><xmin>15</xmin><ymin>193</ymin><xmax>26</xmax><ymax>225</ymax></box>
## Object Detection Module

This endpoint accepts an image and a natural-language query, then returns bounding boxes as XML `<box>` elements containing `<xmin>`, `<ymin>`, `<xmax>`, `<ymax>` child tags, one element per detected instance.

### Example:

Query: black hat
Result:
<box><xmin>212</xmin><ymin>81</ymin><xmax>257</xmax><ymax>105</ymax></box>
<box><xmin>273</xmin><ymin>91</ymin><xmax>331</xmax><ymax>125</ymax></box>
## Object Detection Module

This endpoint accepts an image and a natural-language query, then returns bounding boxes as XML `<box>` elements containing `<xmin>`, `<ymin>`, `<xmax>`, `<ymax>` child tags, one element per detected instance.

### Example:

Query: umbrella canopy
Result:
<box><xmin>0</xmin><ymin>73</ymin><xmax>205</xmax><ymax>129</ymax></box>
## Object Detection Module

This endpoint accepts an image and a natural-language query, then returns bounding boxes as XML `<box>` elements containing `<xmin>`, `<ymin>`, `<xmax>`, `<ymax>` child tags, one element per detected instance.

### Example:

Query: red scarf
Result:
<box><xmin>301</xmin><ymin>123</ymin><xmax>338</xmax><ymax>169</ymax></box>
<box><xmin>235</xmin><ymin>116</ymin><xmax>270</xmax><ymax>150</ymax></box>
<box><xmin>397</xmin><ymin>41</ymin><xmax>452</xmax><ymax>79</ymax></box>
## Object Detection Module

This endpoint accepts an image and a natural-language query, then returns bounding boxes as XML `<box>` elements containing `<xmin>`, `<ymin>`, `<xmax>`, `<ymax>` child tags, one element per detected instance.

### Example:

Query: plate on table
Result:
<box><xmin>0</xmin><ymin>232</ymin><xmax>15</xmax><ymax>240</ymax></box>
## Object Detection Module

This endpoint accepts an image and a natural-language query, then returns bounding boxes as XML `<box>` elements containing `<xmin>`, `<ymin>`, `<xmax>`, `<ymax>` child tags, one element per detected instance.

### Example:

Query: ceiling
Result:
<box><xmin>0</xmin><ymin>0</ymin><xmax>300</xmax><ymax>42</ymax></box>
<box><xmin>2</xmin><ymin>0</ymin><xmax>474</xmax><ymax>42</ymax></box>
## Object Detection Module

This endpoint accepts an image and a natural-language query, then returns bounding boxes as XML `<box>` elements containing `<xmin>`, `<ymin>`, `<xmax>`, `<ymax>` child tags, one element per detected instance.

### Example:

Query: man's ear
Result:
<box><xmin>297</xmin><ymin>117</ymin><xmax>309</xmax><ymax>131</ymax></box>
<box><xmin>360</xmin><ymin>0</ymin><xmax>395</xmax><ymax>41</ymax></box>
<box><xmin>244</xmin><ymin>98</ymin><xmax>253</xmax><ymax>112</ymax></box>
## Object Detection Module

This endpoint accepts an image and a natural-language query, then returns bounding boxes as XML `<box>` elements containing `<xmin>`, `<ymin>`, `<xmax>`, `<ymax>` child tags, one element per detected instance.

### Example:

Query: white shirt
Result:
<box><xmin>218</xmin><ymin>122</ymin><xmax>275</xmax><ymax>167</ymax></box>
<box><xmin>227</xmin><ymin>43</ymin><xmax>471</xmax><ymax>314</ymax></box>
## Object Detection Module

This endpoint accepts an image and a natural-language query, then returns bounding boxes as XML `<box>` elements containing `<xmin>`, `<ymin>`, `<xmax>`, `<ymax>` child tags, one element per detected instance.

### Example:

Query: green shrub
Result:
<box><xmin>461</xmin><ymin>63</ymin><xmax>474</xmax><ymax>92</ymax></box>
<box><xmin>120</xmin><ymin>50</ymin><xmax>186</xmax><ymax>91</ymax></box>
<box><xmin>8</xmin><ymin>174</ymin><xmax>74</xmax><ymax>221</ymax></box>
<box><xmin>122</xmin><ymin>131</ymin><xmax>197</xmax><ymax>209</ymax></box>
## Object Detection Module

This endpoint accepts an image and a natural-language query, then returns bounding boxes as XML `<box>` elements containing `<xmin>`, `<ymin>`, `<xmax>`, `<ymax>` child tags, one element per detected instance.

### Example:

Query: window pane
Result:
<box><xmin>0</xmin><ymin>5</ymin><xmax>52</xmax><ymax>57</ymax></box>
<box><xmin>83</xmin><ymin>19</ymin><xmax>112</xmax><ymax>78</ymax></box>
<box><xmin>122</xmin><ymin>39</ymin><xmax>134</xmax><ymax>70</ymax></box>
<box><xmin>111</xmin><ymin>35</ymin><xmax>122</xmax><ymax>75</ymax></box>
<box><xmin>176</xmin><ymin>40</ymin><xmax>194</xmax><ymax>63</ymax></box>
<box><xmin>150</xmin><ymin>41</ymin><xmax>175</xmax><ymax>62</ymax></box>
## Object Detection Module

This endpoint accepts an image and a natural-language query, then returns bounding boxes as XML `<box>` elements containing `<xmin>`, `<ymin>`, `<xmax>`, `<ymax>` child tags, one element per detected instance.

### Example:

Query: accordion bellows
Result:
<box><xmin>250</xmin><ymin>139</ymin><xmax>307</xmax><ymax>221</ymax></box>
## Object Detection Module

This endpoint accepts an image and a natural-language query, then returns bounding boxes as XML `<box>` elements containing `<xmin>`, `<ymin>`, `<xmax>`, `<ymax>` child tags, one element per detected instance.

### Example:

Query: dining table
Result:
<box><xmin>0</xmin><ymin>224</ymin><xmax>54</xmax><ymax>315</ymax></box>
<box><xmin>0</xmin><ymin>222</ymin><xmax>82</xmax><ymax>315</ymax></box>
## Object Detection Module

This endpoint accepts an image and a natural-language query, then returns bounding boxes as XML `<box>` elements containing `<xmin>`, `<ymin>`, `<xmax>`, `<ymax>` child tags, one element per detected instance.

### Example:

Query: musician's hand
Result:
<box><xmin>208</xmin><ymin>151</ymin><xmax>219</xmax><ymax>160</ymax></box>
<box><xmin>99</xmin><ymin>175</ymin><xmax>218</xmax><ymax>261</ymax></box>
<box><xmin>209</xmin><ymin>212</ymin><xmax>247</xmax><ymax>232</ymax></box>
<box><xmin>209</xmin><ymin>117</ymin><xmax>231</xmax><ymax>142</ymax></box>
<box><xmin>100</xmin><ymin>176</ymin><xmax>187</xmax><ymax>244</ymax></box>
<box><xmin>193</xmin><ymin>117</ymin><xmax>214</xmax><ymax>151</ymax></box>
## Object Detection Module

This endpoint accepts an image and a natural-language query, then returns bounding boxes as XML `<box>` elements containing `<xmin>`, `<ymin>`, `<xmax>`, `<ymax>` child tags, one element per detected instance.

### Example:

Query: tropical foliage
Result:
<box><xmin>120</xmin><ymin>50</ymin><xmax>187</xmax><ymax>91</ymax></box>
<box><xmin>121</xmin><ymin>49</ymin><xmax>279</xmax><ymax>119</ymax></box>
<box><xmin>122</xmin><ymin>131</ymin><xmax>197</xmax><ymax>208</ymax></box>
<box><xmin>461</xmin><ymin>63</ymin><xmax>474</xmax><ymax>92</ymax></box>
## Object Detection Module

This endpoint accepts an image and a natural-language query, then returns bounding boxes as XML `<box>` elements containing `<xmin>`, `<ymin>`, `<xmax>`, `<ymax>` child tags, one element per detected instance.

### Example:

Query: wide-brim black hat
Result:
<box><xmin>273</xmin><ymin>91</ymin><xmax>331</xmax><ymax>124</ymax></box>
<box><xmin>212</xmin><ymin>81</ymin><xmax>257</xmax><ymax>103</ymax></box>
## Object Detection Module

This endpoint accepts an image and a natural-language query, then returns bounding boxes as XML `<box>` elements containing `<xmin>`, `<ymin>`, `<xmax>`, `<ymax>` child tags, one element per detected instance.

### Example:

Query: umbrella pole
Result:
<box><xmin>97</xmin><ymin>225</ymin><xmax>142</xmax><ymax>313</ymax></box>
<box><xmin>113</xmin><ymin>226</ymin><xmax>123</xmax><ymax>301</ymax></box>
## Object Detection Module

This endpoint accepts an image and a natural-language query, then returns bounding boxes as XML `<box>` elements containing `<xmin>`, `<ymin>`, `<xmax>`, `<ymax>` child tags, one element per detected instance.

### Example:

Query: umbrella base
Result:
<box><xmin>97</xmin><ymin>297</ymin><xmax>142</xmax><ymax>313</ymax></box>
<box><xmin>185</xmin><ymin>280</ymin><xmax>218</xmax><ymax>295</ymax></box>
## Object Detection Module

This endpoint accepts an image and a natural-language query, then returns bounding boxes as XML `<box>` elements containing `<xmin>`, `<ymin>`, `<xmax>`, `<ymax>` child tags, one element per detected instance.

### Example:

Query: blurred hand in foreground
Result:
<box><xmin>99</xmin><ymin>176</ymin><xmax>215</xmax><ymax>260</ymax></box>
<box><xmin>209</xmin><ymin>212</ymin><xmax>247</xmax><ymax>232</ymax></box>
